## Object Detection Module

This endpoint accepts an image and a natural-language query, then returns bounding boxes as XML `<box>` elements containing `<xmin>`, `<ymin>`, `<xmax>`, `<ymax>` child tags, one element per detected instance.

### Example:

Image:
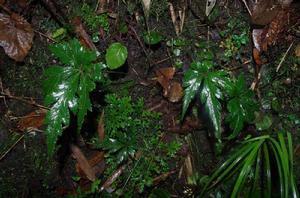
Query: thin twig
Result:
<box><xmin>0</xmin><ymin>91</ymin><xmax>49</xmax><ymax>110</ymax></box>
<box><xmin>0</xmin><ymin>78</ymin><xmax>8</xmax><ymax>107</ymax></box>
<box><xmin>241</xmin><ymin>0</ymin><xmax>252</xmax><ymax>16</ymax></box>
<box><xmin>128</xmin><ymin>25</ymin><xmax>151</xmax><ymax>71</ymax></box>
<box><xmin>34</xmin><ymin>29</ymin><xmax>56</xmax><ymax>42</ymax></box>
<box><xmin>0</xmin><ymin>4</ymin><xmax>12</xmax><ymax>14</ymax></box>
<box><xmin>276</xmin><ymin>41</ymin><xmax>295</xmax><ymax>72</ymax></box>
<box><xmin>0</xmin><ymin>134</ymin><xmax>24</xmax><ymax>161</ymax></box>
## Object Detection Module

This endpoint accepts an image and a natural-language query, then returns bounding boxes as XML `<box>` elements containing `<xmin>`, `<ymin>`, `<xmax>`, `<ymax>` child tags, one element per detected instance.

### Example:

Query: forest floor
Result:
<box><xmin>0</xmin><ymin>0</ymin><xmax>300</xmax><ymax>197</ymax></box>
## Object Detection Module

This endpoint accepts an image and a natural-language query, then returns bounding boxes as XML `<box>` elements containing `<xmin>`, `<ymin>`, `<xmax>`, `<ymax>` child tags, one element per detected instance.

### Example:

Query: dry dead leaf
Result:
<box><xmin>166</xmin><ymin>81</ymin><xmax>183</xmax><ymax>103</ymax></box>
<box><xmin>0</xmin><ymin>13</ymin><xmax>34</xmax><ymax>61</ymax></box>
<box><xmin>0</xmin><ymin>0</ymin><xmax>5</xmax><ymax>5</ymax></box>
<box><xmin>156</xmin><ymin>67</ymin><xmax>182</xmax><ymax>102</ymax></box>
<box><xmin>75</xmin><ymin>151</ymin><xmax>105</xmax><ymax>178</ymax></box>
<box><xmin>18</xmin><ymin>109</ymin><xmax>47</xmax><ymax>132</ymax></box>
<box><xmin>253</xmin><ymin>48</ymin><xmax>263</xmax><ymax>65</ymax></box>
<box><xmin>100</xmin><ymin>164</ymin><xmax>126</xmax><ymax>191</ymax></box>
<box><xmin>252</xmin><ymin>29</ymin><xmax>264</xmax><ymax>52</ymax></box>
<box><xmin>295</xmin><ymin>43</ymin><xmax>300</xmax><ymax>57</ymax></box>
<box><xmin>73</xmin><ymin>17</ymin><xmax>98</xmax><ymax>52</ymax></box>
<box><xmin>71</xmin><ymin>144</ymin><xmax>96</xmax><ymax>182</ymax></box>
<box><xmin>97</xmin><ymin>111</ymin><xmax>105</xmax><ymax>142</ymax></box>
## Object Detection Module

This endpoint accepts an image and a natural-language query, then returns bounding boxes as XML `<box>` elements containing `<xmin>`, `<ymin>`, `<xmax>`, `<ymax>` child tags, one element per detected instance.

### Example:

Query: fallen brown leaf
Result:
<box><xmin>0</xmin><ymin>13</ymin><xmax>34</xmax><ymax>61</ymax></box>
<box><xmin>18</xmin><ymin>109</ymin><xmax>47</xmax><ymax>132</ymax></box>
<box><xmin>97</xmin><ymin>111</ymin><xmax>105</xmax><ymax>142</ymax></box>
<box><xmin>253</xmin><ymin>48</ymin><xmax>263</xmax><ymax>65</ymax></box>
<box><xmin>73</xmin><ymin>17</ymin><xmax>98</xmax><ymax>52</ymax></box>
<box><xmin>166</xmin><ymin>81</ymin><xmax>183</xmax><ymax>103</ymax></box>
<box><xmin>71</xmin><ymin>144</ymin><xmax>96</xmax><ymax>182</ymax></box>
<box><xmin>100</xmin><ymin>164</ymin><xmax>126</xmax><ymax>191</ymax></box>
<box><xmin>75</xmin><ymin>151</ymin><xmax>105</xmax><ymax>178</ymax></box>
<box><xmin>155</xmin><ymin>67</ymin><xmax>182</xmax><ymax>102</ymax></box>
<box><xmin>295</xmin><ymin>43</ymin><xmax>300</xmax><ymax>57</ymax></box>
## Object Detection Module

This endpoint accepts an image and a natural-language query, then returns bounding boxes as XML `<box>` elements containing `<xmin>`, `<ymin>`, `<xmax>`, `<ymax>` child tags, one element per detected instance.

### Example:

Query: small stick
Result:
<box><xmin>0</xmin><ymin>134</ymin><xmax>24</xmax><ymax>161</ymax></box>
<box><xmin>276</xmin><ymin>41</ymin><xmax>294</xmax><ymax>72</ymax></box>
<box><xmin>0</xmin><ymin>91</ymin><xmax>49</xmax><ymax>110</ymax></box>
<box><xmin>34</xmin><ymin>29</ymin><xmax>56</xmax><ymax>42</ymax></box>
<box><xmin>241</xmin><ymin>0</ymin><xmax>252</xmax><ymax>16</ymax></box>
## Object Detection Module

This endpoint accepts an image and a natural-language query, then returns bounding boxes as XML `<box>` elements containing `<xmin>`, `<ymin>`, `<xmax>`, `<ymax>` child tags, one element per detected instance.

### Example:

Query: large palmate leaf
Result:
<box><xmin>182</xmin><ymin>60</ymin><xmax>230</xmax><ymax>142</ymax></box>
<box><xmin>44</xmin><ymin>39</ymin><xmax>105</xmax><ymax>155</ymax></box>
<box><xmin>226</xmin><ymin>75</ymin><xmax>258</xmax><ymax>139</ymax></box>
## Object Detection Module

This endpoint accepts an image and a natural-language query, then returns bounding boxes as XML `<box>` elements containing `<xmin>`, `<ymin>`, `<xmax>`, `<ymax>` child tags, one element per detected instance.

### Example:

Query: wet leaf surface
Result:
<box><xmin>0</xmin><ymin>13</ymin><xmax>34</xmax><ymax>61</ymax></box>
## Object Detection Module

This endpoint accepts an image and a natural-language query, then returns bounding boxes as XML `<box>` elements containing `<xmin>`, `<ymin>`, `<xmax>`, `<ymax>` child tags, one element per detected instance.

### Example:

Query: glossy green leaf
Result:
<box><xmin>105</xmin><ymin>42</ymin><xmax>128</xmax><ymax>69</ymax></box>
<box><xmin>44</xmin><ymin>39</ymin><xmax>105</xmax><ymax>155</ymax></box>
<box><xmin>226</xmin><ymin>75</ymin><xmax>257</xmax><ymax>139</ymax></box>
<box><xmin>143</xmin><ymin>31</ymin><xmax>163</xmax><ymax>45</ymax></box>
<box><xmin>200</xmin><ymin>77</ymin><xmax>222</xmax><ymax>140</ymax></box>
<box><xmin>182</xmin><ymin>59</ymin><xmax>231</xmax><ymax>142</ymax></box>
<box><xmin>182</xmin><ymin>69</ymin><xmax>202</xmax><ymax>118</ymax></box>
<box><xmin>200</xmin><ymin>133</ymin><xmax>299</xmax><ymax>198</ymax></box>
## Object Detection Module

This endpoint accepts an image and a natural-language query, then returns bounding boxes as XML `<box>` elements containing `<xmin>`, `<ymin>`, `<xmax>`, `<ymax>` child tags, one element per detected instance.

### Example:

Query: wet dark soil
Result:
<box><xmin>1</xmin><ymin>0</ymin><xmax>300</xmax><ymax>197</ymax></box>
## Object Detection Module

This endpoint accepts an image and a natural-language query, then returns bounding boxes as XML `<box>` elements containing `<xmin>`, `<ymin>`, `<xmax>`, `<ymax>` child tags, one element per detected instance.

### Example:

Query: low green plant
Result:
<box><xmin>143</xmin><ymin>31</ymin><xmax>163</xmax><ymax>45</ymax></box>
<box><xmin>91</xmin><ymin>94</ymin><xmax>181</xmax><ymax>196</ymax></box>
<box><xmin>200</xmin><ymin>132</ymin><xmax>299</xmax><ymax>198</ymax></box>
<box><xmin>219</xmin><ymin>17</ymin><xmax>249</xmax><ymax>61</ymax></box>
<box><xmin>43</xmin><ymin>39</ymin><xmax>128</xmax><ymax>155</ymax></box>
<box><xmin>182</xmin><ymin>48</ymin><xmax>257</xmax><ymax>144</ymax></box>
<box><xmin>80</xmin><ymin>3</ymin><xmax>109</xmax><ymax>32</ymax></box>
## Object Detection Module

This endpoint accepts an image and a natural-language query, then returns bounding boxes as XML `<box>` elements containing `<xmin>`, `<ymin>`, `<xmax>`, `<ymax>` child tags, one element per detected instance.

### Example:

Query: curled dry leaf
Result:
<box><xmin>73</xmin><ymin>17</ymin><xmax>98</xmax><ymax>52</ymax></box>
<box><xmin>250</xmin><ymin>0</ymin><xmax>280</xmax><ymax>25</ymax></box>
<box><xmin>75</xmin><ymin>151</ymin><xmax>105</xmax><ymax>178</ymax></box>
<box><xmin>71</xmin><ymin>144</ymin><xmax>96</xmax><ymax>182</ymax></box>
<box><xmin>166</xmin><ymin>81</ymin><xmax>183</xmax><ymax>103</ymax></box>
<box><xmin>0</xmin><ymin>13</ymin><xmax>34</xmax><ymax>61</ymax></box>
<box><xmin>100</xmin><ymin>164</ymin><xmax>126</xmax><ymax>191</ymax></box>
<box><xmin>253</xmin><ymin>48</ymin><xmax>263</xmax><ymax>65</ymax></box>
<box><xmin>97</xmin><ymin>111</ymin><xmax>105</xmax><ymax>141</ymax></box>
<box><xmin>18</xmin><ymin>109</ymin><xmax>47</xmax><ymax>132</ymax></box>
<box><xmin>295</xmin><ymin>43</ymin><xmax>300</xmax><ymax>57</ymax></box>
<box><xmin>155</xmin><ymin>67</ymin><xmax>182</xmax><ymax>102</ymax></box>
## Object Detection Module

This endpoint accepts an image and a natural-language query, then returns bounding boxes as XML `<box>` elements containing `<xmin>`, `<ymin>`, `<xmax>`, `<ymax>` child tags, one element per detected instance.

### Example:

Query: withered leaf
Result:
<box><xmin>73</xmin><ymin>17</ymin><xmax>98</xmax><ymax>52</ymax></box>
<box><xmin>156</xmin><ymin>67</ymin><xmax>182</xmax><ymax>102</ymax></box>
<box><xmin>76</xmin><ymin>151</ymin><xmax>105</xmax><ymax>178</ymax></box>
<box><xmin>71</xmin><ymin>144</ymin><xmax>96</xmax><ymax>182</ymax></box>
<box><xmin>18</xmin><ymin>109</ymin><xmax>47</xmax><ymax>132</ymax></box>
<box><xmin>253</xmin><ymin>48</ymin><xmax>263</xmax><ymax>65</ymax></box>
<box><xmin>295</xmin><ymin>43</ymin><xmax>300</xmax><ymax>57</ymax></box>
<box><xmin>166</xmin><ymin>81</ymin><xmax>183</xmax><ymax>103</ymax></box>
<box><xmin>97</xmin><ymin>111</ymin><xmax>105</xmax><ymax>142</ymax></box>
<box><xmin>0</xmin><ymin>13</ymin><xmax>34</xmax><ymax>61</ymax></box>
